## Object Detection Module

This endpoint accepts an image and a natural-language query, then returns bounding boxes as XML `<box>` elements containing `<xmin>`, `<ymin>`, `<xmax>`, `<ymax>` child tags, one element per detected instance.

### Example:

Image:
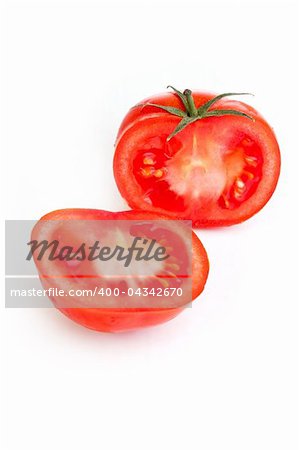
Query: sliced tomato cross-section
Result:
<box><xmin>31</xmin><ymin>209</ymin><xmax>209</xmax><ymax>332</ymax></box>
<box><xmin>114</xmin><ymin>89</ymin><xmax>280</xmax><ymax>226</ymax></box>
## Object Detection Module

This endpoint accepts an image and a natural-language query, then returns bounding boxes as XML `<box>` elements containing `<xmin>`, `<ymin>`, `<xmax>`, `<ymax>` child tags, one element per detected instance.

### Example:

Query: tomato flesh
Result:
<box><xmin>133</xmin><ymin>131</ymin><xmax>263</xmax><ymax>213</ymax></box>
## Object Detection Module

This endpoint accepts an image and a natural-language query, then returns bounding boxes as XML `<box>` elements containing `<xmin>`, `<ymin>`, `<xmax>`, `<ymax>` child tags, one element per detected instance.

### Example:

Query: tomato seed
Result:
<box><xmin>245</xmin><ymin>155</ymin><xmax>258</xmax><ymax>166</ymax></box>
<box><xmin>154</xmin><ymin>169</ymin><xmax>164</xmax><ymax>178</ymax></box>
<box><xmin>141</xmin><ymin>166</ymin><xmax>154</xmax><ymax>177</ymax></box>
<box><xmin>235</xmin><ymin>178</ymin><xmax>245</xmax><ymax>189</ymax></box>
<box><xmin>143</xmin><ymin>157</ymin><xmax>155</xmax><ymax>165</ymax></box>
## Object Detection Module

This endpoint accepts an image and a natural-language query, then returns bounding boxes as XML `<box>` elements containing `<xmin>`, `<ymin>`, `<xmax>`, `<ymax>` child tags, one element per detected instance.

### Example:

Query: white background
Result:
<box><xmin>1</xmin><ymin>1</ymin><xmax>299</xmax><ymax>449</ymax></box>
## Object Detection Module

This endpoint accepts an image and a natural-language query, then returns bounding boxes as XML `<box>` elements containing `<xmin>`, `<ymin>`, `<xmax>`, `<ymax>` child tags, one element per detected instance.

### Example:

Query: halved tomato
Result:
<box><xmin>31</xmin><ymin>209</ymin><xmax>209</xmax><ymax>332</ymax></box>
<box><xmin>113</xmin><ymin>88</ymin><xmax>281</xmax><ymax>227</ymax></box>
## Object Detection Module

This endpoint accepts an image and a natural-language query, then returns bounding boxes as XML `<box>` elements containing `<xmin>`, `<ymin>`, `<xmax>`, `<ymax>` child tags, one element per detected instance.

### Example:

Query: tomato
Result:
<box><xmin>32</xmin><ymin>209</ymin><xmax>209</xmax><ymax>332</ymax></box>
<box><xmin>113</xmin><ymin>87</ymin><xmax>281</xmax><ymax>227</ymax></box>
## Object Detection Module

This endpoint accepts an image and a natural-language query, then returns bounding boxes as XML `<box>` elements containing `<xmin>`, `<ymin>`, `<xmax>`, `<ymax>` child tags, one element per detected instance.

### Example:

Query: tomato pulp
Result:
<box><xmin>114</xmin><ymin>89</ymin><xmax>280</xmax><ymax>226</ymax></box>
<box><xmin>32</xmin><ymin>209</ymin><xmax>209</xmax><ymax>332</ymax></box>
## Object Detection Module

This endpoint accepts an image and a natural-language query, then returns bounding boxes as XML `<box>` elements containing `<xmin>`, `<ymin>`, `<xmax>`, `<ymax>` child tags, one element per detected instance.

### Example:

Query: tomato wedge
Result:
<box><xmin>113</xmin><ymin>88</ymin><xmax>281</xmax><ymax>226</ymax></box>
<box><xmin>32</xmin><ymin>209</ymin><xmax>209</xmax><ymax>332</ymax></box>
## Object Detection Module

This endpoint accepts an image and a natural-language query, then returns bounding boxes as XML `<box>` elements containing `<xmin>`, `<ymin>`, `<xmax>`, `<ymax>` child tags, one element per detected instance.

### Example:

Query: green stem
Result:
<box><xmin>183</xmin><ymin>89</ymin><xmax>198</xmax><ymax>117</ymax></box>
<box><xmin>139</xmin><ymin>87</ymin><xmax>253</xmax><ymax>140</ymax></box>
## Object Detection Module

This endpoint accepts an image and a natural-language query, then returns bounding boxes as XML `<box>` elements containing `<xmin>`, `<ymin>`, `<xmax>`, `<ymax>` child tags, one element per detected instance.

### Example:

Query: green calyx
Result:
<box><xmin>140</xmin><ymin>86</ymin><xmax>254</xmax><ymax>141</ymax></box>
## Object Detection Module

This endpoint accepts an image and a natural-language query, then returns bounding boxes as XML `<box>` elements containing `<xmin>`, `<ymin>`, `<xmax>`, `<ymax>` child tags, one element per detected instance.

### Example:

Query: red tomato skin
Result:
<box><xmin>33</xmin><ymin>209</ymin><xmax>209</xmax><ymax>333</ymax></box>
<box><xmin>114</xmin><ymin>91</ymin><xmax>281</xmax><ymax>227</ymax></box>
<box><xmin>59</xmin><ymin>306</ymin><xmax>184</xmax><ymax>333</ymax></box>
